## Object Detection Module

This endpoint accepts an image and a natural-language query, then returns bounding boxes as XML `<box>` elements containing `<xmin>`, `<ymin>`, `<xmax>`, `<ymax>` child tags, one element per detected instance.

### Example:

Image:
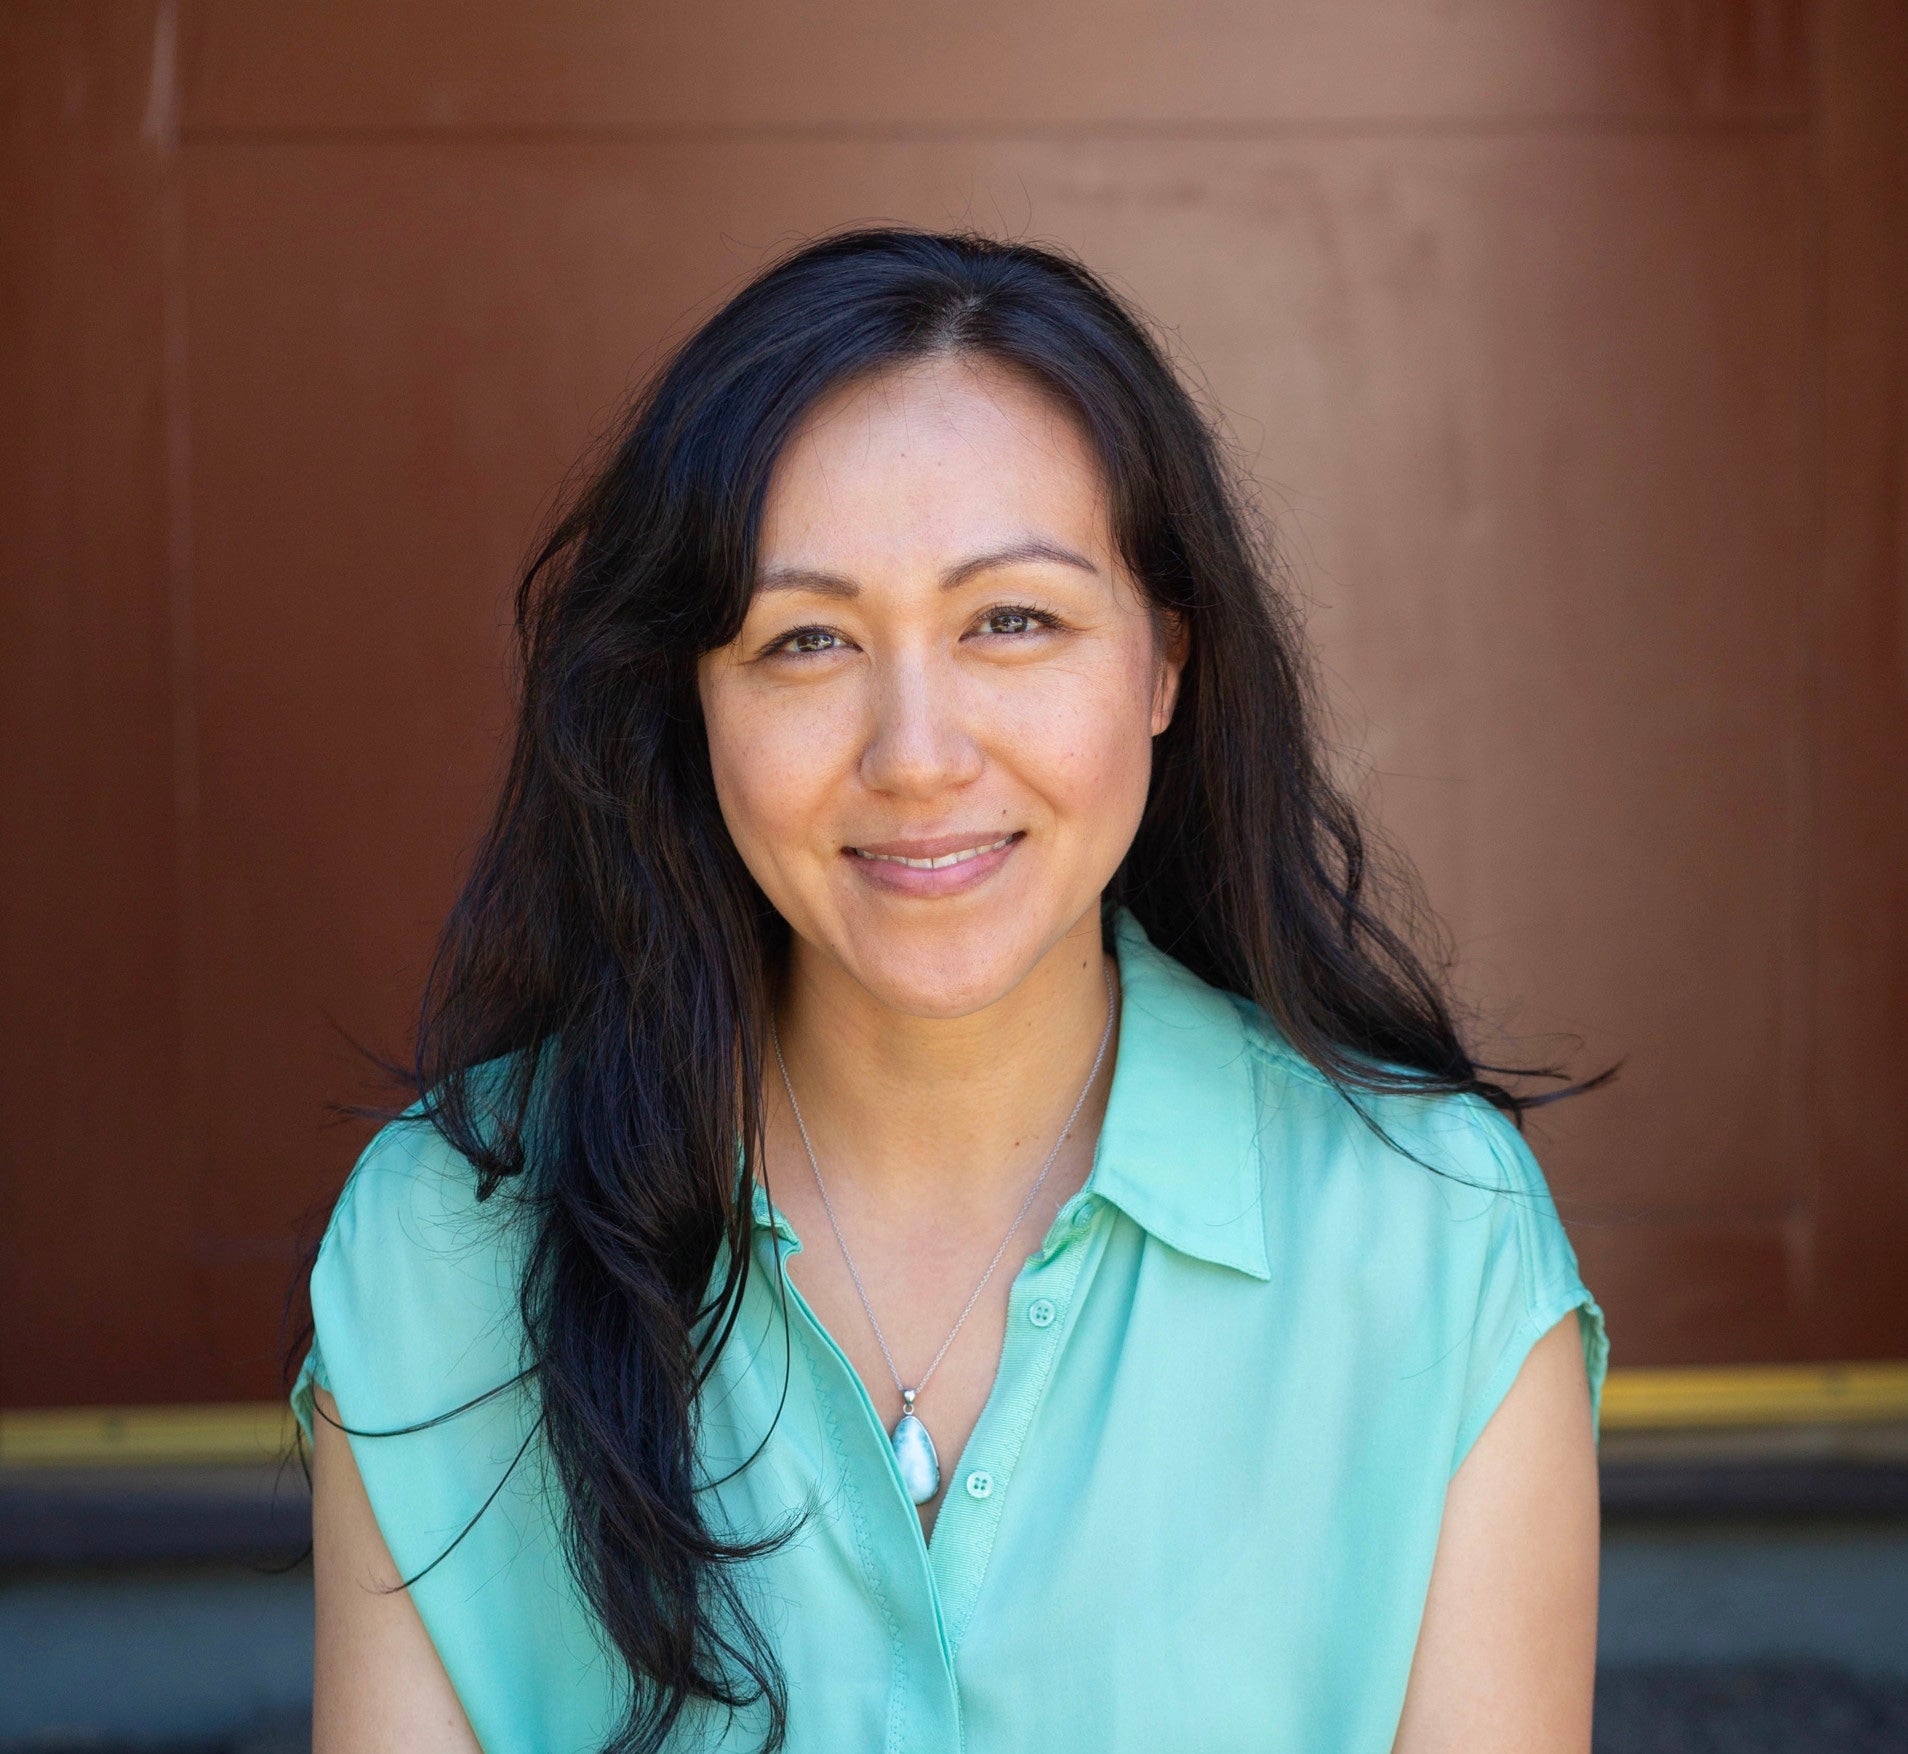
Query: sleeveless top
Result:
<box><xmin>294</xmin><ymin>908</ymin><xmax>1607</xmax><ymax>1753</ymax></box>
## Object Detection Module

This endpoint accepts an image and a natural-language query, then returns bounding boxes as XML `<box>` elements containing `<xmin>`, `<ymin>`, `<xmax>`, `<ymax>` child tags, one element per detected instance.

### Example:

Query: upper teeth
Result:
<box><xmin>858</xmin><ymin>835</ymin><xmax>1015</xmax><ymax>870</ymax></box>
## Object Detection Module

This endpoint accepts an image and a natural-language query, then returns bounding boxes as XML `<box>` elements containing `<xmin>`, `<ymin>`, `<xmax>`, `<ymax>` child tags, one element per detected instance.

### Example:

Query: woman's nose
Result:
<box><xmin>857</xmin><ymin>650</ymin><xmax>985</xmax><ymax>800</ymax></box>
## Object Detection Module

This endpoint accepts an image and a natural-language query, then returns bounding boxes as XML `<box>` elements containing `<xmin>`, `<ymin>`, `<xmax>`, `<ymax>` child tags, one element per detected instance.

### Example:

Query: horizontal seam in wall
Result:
<box><xmin>171</xmin><ymin>115</ymin><xmax>1815</xmax><ymax>150</ymax></box>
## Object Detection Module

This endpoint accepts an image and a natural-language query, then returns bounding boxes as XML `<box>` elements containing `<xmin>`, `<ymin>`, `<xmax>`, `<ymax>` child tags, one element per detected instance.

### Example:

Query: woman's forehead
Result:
<box><xmin>757</xmin><ymin>356</ymin><xmax>1112</xmax><ymax>576</ymax></box>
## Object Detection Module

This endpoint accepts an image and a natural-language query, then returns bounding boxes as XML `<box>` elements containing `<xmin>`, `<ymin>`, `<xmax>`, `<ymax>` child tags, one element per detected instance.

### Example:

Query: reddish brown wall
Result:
<box><xmin>1</xmin><ymin>4</ymin><xmax>202</xmax><ymax>1402</ymax></box>
<box><xmin>3</xmin><ymin>0</ymin><xmax>1904</xmax><ymax>1405</ymax></box>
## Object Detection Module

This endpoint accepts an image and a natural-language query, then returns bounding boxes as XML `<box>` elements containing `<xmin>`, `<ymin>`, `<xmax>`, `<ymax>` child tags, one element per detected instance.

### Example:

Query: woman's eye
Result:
<box><xmin>975</xmin><ymin>605</ymin><xmax>1056</xmax><ymax>638</ymax></box>
<box><xmin>773</xmin><ymin>627</ymin><xmax>844</xmax><ymax>656</ymax></box>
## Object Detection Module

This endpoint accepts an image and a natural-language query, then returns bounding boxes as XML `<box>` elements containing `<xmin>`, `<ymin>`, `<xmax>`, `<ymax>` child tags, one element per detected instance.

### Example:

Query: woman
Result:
<box><xmin>301</xmin><ymin>228</ymin><xmax>1606</xmax><ymax>1754</ymax></box>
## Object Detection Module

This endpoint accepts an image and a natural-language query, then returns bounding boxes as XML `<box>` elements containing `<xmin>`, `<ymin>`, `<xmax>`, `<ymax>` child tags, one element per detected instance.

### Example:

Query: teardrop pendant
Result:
<box><xmin>891</xmin><ymin>1411</ymin><xmax>940</xmax><ymax>1505</ymax></box>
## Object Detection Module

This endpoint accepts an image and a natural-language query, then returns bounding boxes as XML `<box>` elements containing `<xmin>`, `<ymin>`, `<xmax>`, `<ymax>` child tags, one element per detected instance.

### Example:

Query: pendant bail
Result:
<box><xmin>901</xmin><ymin>1387</ymin><xmax>917</xmax><ymax>1414</ymax></box>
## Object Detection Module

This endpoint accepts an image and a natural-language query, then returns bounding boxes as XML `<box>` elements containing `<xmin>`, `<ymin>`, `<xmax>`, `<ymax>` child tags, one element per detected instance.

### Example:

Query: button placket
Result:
<box><xmin>927</xmin><ymin>1202</ymin><xmax>1106</xmax><ymax>1653</ymax></box>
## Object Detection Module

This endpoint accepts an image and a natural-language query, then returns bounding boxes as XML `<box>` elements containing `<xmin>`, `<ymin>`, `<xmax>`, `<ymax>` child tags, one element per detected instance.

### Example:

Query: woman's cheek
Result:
<box><xmin>999</xmin><ymin>656</ymin><xmax>1155</xmax><ymax>817</ymax></box>
<box><xmin>715</xmin><ymin>686</ymin><xmax>859</xmax><ymax>868</ymax></box>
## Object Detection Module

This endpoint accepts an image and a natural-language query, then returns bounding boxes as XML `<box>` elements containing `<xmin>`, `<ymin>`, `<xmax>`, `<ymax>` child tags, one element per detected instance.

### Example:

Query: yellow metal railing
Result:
<box><xmin>3</xmin><ymin>1364</ymin><xmax>1907</xmax><ymax>1466</ymax></box>
<box><xmin>1598</xmin><ymin>1362</ymin><xmax>1908</xmax><ymax>1430</ymax></box>
<box><xmin>0</xmin><ymin>1402</ymin><xmax>298</xmax><ymax>1468</ymax></box>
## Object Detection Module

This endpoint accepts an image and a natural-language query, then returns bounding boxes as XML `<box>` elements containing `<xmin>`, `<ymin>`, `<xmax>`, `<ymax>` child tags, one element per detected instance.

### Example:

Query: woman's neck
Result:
<box><xmin>769</xmin><ymin>907</ymin><xmax>1118</xmax><ymax>1224</ymax></box>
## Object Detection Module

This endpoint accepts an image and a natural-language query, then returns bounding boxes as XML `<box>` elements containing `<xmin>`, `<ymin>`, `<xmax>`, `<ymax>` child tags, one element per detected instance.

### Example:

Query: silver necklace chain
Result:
<box><xmin>769</xmin><ymin>962</ymin><xmax>1116</xmax><ymax>1414</ymax></box>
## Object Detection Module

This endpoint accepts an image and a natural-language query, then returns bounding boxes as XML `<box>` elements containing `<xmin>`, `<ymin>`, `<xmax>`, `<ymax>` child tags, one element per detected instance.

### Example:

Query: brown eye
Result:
<box><xmin>780</xmin><ymin>627</ymin><xmax>842</xmax><ymax>655</ymax></box>
<box><xmin>976</xmin><ymin>605</ymin><xmax>1056</xmax><ymax>638</ymax></box>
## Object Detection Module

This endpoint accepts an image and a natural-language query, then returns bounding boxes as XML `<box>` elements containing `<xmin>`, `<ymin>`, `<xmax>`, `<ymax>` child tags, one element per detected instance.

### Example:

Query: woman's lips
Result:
<box><xmin>844</xmin><ymin>831</ymin><xmax>1024</xmax><ymax>896</ymax></box>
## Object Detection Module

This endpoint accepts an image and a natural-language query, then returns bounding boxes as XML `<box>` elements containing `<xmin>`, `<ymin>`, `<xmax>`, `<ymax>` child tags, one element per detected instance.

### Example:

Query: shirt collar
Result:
<box><xmin>750</xmin><ymin>908</ymin><xmax>1271</xmax><ymax>1281</ymax></box>
<box><xmin>1087</xmin><ymin>907</ymin><xmax>1271</xmax><ymax>1279</ymax></box>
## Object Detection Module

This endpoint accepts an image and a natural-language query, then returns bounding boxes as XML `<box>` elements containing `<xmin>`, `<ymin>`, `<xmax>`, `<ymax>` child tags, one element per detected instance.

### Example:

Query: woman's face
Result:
<box><xmin>697</xmin><ymin>353</ymin><xmax>1184</xmax><ymax>1018</ymax></box>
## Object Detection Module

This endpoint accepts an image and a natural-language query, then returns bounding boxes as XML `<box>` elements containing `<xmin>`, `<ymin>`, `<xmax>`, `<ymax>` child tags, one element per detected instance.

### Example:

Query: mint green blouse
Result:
<box><xmin>294</xmin><ymin>909</ymin><xmax>1606</xmax><ymax>1754</ymax></box>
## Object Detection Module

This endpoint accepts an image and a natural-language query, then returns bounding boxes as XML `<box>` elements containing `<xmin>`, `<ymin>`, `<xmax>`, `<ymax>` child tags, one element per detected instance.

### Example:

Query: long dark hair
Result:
<box><xmin>400</xmin><ymin>228</ymin><xmax>1579</xmax><ymax>1750</ymax></box>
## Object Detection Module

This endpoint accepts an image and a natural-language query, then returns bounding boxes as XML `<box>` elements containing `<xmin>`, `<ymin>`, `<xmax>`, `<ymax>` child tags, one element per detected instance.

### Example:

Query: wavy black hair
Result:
<box><xmin>368</xmin><ymin>228</ymin><xmax>1589</xmax><ymax>1751</ymax></box>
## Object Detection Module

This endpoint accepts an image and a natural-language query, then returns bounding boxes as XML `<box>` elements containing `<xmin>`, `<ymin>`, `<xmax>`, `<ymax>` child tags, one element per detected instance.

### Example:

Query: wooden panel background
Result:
<box><xmin>2</xmin><ymin>0</ymin><xmax>1903</xmax><ymax>1404</ymax></box>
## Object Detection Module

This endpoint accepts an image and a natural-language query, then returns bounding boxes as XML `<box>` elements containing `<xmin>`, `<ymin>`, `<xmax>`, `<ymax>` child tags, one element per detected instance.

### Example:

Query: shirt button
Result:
<box><xmin>1027</xmin><ymin>1297</ymin><xmax>1058</xmax><ymax>1329</ymax></box>
<box><xmin>964</xmin><ymin>1469</ymin><xmax>994</xmax><ymax>1500</ymax></box>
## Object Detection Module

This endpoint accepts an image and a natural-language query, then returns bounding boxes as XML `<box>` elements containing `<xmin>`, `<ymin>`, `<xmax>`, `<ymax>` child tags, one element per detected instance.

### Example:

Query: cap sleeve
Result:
<box><xmin>291</xmin><ymin>1332</ymin><xmax>329</xmax><ymax>1444</ymax></box>
<box><xmin>286</xmin><ymin>1102</ymin><xmax>619</xmax><ymax>1748</ymax></box>
<box><xmin>1447</xmin><ymin>1102</ymin><xmax>1608</xmax><ymax>1476</ymax></box>
<box><xmin>287</xmin><ymin>1109</ymin><xmax>541</xmax><ymax>1578</ymax></box>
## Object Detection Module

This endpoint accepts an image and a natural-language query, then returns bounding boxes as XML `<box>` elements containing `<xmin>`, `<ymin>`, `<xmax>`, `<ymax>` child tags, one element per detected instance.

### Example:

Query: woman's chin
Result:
<box><xmin>804</xmin><ymin>895</ymin><xmax>1074</xmax><ymax>1022</ymax></box>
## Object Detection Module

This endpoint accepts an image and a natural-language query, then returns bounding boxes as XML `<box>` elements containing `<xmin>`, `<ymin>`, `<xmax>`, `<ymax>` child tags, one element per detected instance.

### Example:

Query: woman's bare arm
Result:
<box><xmin>311</xmin><ymin>1388</ymin><xmax>483</xmax><ymax>1754</ymax></box>
<box><xmin>1391</xmin><ymin>1314</ymin><xmax>1601</xmax><ymax>1754</ymax></box>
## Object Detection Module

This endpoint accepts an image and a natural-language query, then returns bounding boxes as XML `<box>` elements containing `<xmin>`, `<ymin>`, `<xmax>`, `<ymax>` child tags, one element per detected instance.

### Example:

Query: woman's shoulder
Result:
<box><xmin>1123</xmin><ymin>921</ymin><xmax>1581</xmax><ymax>1269</ymax></box>
<box><xmin>1233</xmin><ymin>999</ymin><xmax>1607</xmax><ymax>1447</ymax></box>
<box><xmin>301</xmin><ymin>1081</ymin><xmax>538</xmax><ymax>1439</ymax></box>
<box><xmin>322</xmin><ymin>1108</ymin><xmax>527</xmax><ymax>1283</ymax></box>
<box><xmin>1231</xmin><ymin>995</ymin><xmax>1562</xmax><ymax>1214</ymax></box>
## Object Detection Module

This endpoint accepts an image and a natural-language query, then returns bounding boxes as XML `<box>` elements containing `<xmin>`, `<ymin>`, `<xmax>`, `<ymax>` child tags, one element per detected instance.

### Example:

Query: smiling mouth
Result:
<box><xmin>848</xmin><ymin>833</ymin><xmax>1021</xmax><ymax>871</ymax></box>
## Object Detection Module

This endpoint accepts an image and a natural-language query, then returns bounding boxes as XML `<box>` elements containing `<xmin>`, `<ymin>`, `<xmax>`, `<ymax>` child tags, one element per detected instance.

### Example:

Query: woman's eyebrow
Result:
<box><xmin>756</xmin><ymin>566</ymin><xmax>859</xmax><ymax>598</ymax></box>
<box><xmin>941</xmin><ymin>539</ymin><xmax>1098</xmax><ymax>589</ymax></box>
<box><xmin>755</xmin><ymin>538</ymin><xmax>1098</xmax><ymax>598</ymax></box>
